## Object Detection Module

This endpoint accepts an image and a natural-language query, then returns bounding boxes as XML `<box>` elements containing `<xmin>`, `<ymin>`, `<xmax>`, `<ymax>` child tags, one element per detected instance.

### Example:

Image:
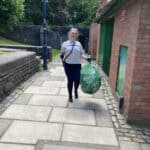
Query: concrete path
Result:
<box><xmin>0</xmin><ymin>57</ymin><xmax>149</xmax><ymax>150</ymax></box>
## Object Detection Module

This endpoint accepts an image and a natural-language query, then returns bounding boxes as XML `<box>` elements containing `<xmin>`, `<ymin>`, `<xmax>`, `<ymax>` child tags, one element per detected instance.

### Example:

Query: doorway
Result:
<box><xmin>98</xmin><ymin>19</ymin><xmax>114</xmax><ymax>76</ymax></box>
<box><xmin>116</xmin><ymin>46</ymin><xmax>128</xmax><ymax>96</ymax></box>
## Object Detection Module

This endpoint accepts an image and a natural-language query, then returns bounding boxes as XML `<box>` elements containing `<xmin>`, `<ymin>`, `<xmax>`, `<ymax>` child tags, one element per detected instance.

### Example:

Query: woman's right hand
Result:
<box><xmin>86</xmin><ymin>57</ymin><xmax>92</xmax><ymax>62</ymax></box>
<box><xmin>60</xmin><ymin>54</ymin><xmax>64</xmax><ymax>60</ymax></box>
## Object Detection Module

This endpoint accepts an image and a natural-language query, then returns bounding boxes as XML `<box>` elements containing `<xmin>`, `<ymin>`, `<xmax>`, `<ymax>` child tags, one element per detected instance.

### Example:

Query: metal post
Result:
<box><xmin>42</xmin><ymin>0</ymin><xmax>48</xmax><ymax>70</ymax></box>
<box><xmin>73</xmin><ymin>11</ymin><xmax>77</xmax><ymax>25</ymax></box>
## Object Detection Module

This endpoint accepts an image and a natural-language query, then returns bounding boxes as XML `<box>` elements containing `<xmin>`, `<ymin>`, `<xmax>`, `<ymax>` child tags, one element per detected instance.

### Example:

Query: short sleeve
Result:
<box><xmin>79</xmin><ymin>42</ymin><xmax>84</xmax><ymax>55</ymax></box>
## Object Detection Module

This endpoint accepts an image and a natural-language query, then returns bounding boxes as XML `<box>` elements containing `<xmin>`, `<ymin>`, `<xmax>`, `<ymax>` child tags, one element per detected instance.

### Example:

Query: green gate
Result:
<box><xmin>98</xmin><ymin>19</ymin><xmax>114</xmax><ymax>76</ymax></box>
<box><xmin>98</xmin><ymin>23</ymin><xmax>106</xmax><ymax>66</ymax></box>
<box><xmin>116</xmin><ymin>46</ymin><xmax>128</xmax><ymax>96</ymax></box>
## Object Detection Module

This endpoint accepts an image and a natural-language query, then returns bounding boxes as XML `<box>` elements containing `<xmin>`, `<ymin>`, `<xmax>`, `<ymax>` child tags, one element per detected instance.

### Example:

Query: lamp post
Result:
<box><xmin>73</xmin><ymin>11</ymin><xmax>77</xmax><ymax>25</ymax></box>
<box><xmin>42</xmin><ymin>0</ymin><xmax>48</xmax><ymax>70</ymax></box>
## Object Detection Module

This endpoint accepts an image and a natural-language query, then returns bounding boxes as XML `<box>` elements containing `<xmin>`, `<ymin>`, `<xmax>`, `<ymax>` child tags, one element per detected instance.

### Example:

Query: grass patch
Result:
<box><xmin>52</xmin><ymin>49</ymin><xmax>60</xmax><ymax>59</ymax></box>
<box><xmin>0</xmin><ymin>51</ymin><xmax>5</xmax><ymax>56</ymax></box>
<box><xmin>0</xmin><ymin>36</ymin><xmax>28</xmax><ymax>46</ymax></box>
<box><xmin>0</xmin><ymin>50</ymin><xmax>8</xmax><ymax>56</ymax></box>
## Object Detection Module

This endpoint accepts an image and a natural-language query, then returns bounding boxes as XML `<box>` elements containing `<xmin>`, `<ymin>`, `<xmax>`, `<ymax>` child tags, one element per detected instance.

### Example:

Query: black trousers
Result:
<box><xmin>64</xmin><ymin>62</ymin><xmax>81</xmax><ymax>98</ymax></box>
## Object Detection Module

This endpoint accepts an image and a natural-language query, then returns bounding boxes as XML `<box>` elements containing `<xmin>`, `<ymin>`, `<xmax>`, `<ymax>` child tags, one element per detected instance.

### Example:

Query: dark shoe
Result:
<box><xmin>69</xmin><ymin>97</ymin><xmax>73</xmax><ymax>102</ymax></box>
<box><xmin>75</xmin><ymin>91</ymin><xmax>78</xmax><ymax>99</ymax></box>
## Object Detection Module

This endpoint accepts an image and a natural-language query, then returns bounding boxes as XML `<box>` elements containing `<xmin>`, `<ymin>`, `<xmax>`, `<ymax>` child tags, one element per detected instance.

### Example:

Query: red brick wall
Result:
<box><xmin>108</xmin><ymin>0</ymin><xmax>143</xmax><ymax>121</ymax></box>
<box><xmin>127</xmin><ymin>0</ymin><xmax>150</xmax><ymax>122</ymax></box>
<box><xmin>88</xmin><ymin>23</ymin><xmax>100</xmax><ymax>59</ymax></box>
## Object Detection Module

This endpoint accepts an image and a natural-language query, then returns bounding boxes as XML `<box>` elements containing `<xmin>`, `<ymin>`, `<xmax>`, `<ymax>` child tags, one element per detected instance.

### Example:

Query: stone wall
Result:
<box><xmin>0</xmin><ymin>26</ymin><xmax>89</xmax><ymax>52</ymax></box>
<box><xmin>0</xmin><ymin>25</ymin><xmax>41</xmax><ymax>46</ymax></box>
<box><xmin>0</xmin><ymin>45</ymin><xmax>52</xmax><ymax>59</ymax></box>
<box><xmin>0</xmin><ymin>50</ymin><xmax>40</xmax><ymax>102</ymax></box>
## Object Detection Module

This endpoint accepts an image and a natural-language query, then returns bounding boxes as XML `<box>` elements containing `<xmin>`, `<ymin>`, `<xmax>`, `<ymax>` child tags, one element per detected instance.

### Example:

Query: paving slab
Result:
<box><xmin>34</xmin><ymin>74</ymin><xmax>52</xmax><ymax>80</ymax></box>
<box><xmin>35</xmin><ymin>76</ymin><xmax>65</xmax><ymax>81</ymax></box>
<box><xmin>35</xmin><ymin>140</ymin><xmax>120</xmax><ymax>150</ymax></box>
<box><xmin>24</xmin><ymin>86</ymin><xmax>59</xmax><ymax>95</ymax></box>
<box><xmin>0</xmin><ymin>120</ymin><xmax>63</xmax><ymax>144</ymax></box>
<box><xmin>68</xmin><ymin>98</ymin><xmax>108</xmax><ymax>110</ymax></box>
<box><xmin>32</xmin><ymin>80</ymin><xmax>45</xmax><ymax>86</ymax></box>
<box><xmin>141</xmin><ymin>144</ymin><xmax>150</xmax><ymax>150</ymax></box>
<box><xmin>0</xmin><ymin>104</ymin><xmax>51</xmax><ymax>121</ymax></box>
<box><xmin>42</xmin><ymin>81</ymin><xmax>65</xmax><ymax>88</ymax></box>
<box><xmin>49</xmin><ymin>73</ymin><xmax>65</xmax><ymax>77</ymax></box>
<box><xmin>61</xmin><ymin>82</ymin><xmax>67</xmax><ymax>87</ymax></box>
<box><xmin>50</xmin><ymin>67</ymin><xmax>64</xmax><ymax>73</ymax></box>
<box><xmin>0</xmin><ymin>143</ymin><xmax>34</xmax><ymax>150</ymax></box>
<box><xmin>28</xmin><ymin>95</ymin><xmax>68</xmax><ymax>107</ymax></box>
<box><xmin>49</xmin><ymin>108</ymin><xmax>96</xmax><ymax>125</ymax></box>
<box><xmin>120</xmin><ymin>141</ymin><xmax>140</xmax><ymax>150</ymax></box>
<box><xmin>62</xmin><ymin>124</ymin><xmax>118</xmax><ymax>146</ymax></box>
<box><xmin>95</xmin><ymin>110</ymin><xmax>113</xmax><ymax>127</ymax></box>
<box><xmin>14</xmin><ymin>93</ymin><xmax>32</xmax><ymax>105</ymax></box>
<box><xmin>34</xmin><ymin>78</ymin><xmax>50</xmax><ymax>83</ymax></box>
<box><xmin>92</xmin><ymin>90</ymin><xmax>104</xmax><ymax>99</ymax></box>
<box><xmin>43</xmin><ymin>144</ymin><xmax>97</xmax><ymax>150</ymax></box>
<box><xmin>59</xmin><ymin>88</ymin><xmax>92</xmax><ymax>98</ymax></box>
<box><xmin>48</xmin><ymin>76</ymin><xmax>65</xmax><ymax>81</ymax></box>
<box><xmin>50</xmin><ymin>69</ymin><xmax>65</xmax><ymax>76</ymax></box>
<box><xmin>0</xmin><ymin>119</ymin><xmax>12</xmax><ymax>137</ymax></box>
<box><xmin>36</xmin><ymin>71</ymin><xmax>51</xmax><ymax>77</ymax></box>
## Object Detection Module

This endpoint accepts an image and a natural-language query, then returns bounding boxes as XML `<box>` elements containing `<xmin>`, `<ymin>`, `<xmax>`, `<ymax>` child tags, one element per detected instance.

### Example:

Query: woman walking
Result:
<box><xmin>60</xmin><ymin>28</ymin><xmax>85</xmax><ymax>102</ymax></box>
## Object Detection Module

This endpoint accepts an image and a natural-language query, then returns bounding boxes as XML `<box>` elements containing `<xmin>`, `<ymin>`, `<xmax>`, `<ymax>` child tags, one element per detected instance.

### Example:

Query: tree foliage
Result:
<box><xmin>0</xmin><ymin>0</ymin><xmax>100</xmax><ymax>29</ymax></box>
<box><xmin>24</xmin><ymin>0</ymin><xmax>69</xmax><ymax>25</ymax></box>
<box><xmin>47</xmin><ymin>0</ymin><xmax>69</xmax><ymax>25</ymax></box>
<box><xmin>67</xmin><ymin>0</ymin><xmax>100</xmax><ymax>25</ymax></box>
<box><xmin>0</xmin><ymin>0</ymin><xmax>24</xmax><ymax>31</ymax></box>
<box><xmin>24</xmin><ymin>0</ymin><xmax>43</xmax><ymax>25</ymax></box>
<box><xmin>24</xmin><ymin>0</ymin><xmax>100</xmax><ymax>26</ymax></box>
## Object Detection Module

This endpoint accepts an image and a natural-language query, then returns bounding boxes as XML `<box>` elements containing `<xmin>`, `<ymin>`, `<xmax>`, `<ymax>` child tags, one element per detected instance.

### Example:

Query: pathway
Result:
<box><xmin>0</xmin><ymin>57</ymin><xmax>149</xmax><ymax>150</ymax></box>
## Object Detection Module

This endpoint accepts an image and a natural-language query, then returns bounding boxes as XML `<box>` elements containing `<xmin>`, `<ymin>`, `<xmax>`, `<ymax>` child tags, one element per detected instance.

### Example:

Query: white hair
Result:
<box><xmin>69</xmin><ymin>28</ymin><xmax>79</xmax><ymax>33</ymax></box>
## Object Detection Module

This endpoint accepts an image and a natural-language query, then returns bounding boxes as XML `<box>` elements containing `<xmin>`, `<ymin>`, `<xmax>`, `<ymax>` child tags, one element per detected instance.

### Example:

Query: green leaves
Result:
<box><xmin>0</xmin><ymin>0</ymin><xmax>25</xmax><ymax>31</ymax></box>
<box><xmin>0</xmin><ymin>0</ymin><xmax>101</xmax><ymax>30</ymax></box>
<box><xmin>67</xmin><ymin>0</ymin><xmax>100</xmax><ymax>26</ymax></box>
<box><xmin>24</xmin><ymin>0</ymin><xmax>69</xmax><ymax>25</ymax></box>
<box><xmin>24</xmin><ymin>0</ymin><xmax>100</xmax><ymax>26</ymax></box>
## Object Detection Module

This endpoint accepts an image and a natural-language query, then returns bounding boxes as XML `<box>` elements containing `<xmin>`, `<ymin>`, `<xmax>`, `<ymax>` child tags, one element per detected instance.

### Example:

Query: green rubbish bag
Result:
<box><xmin>80</xmin><ymin>63</ymin><xmax>101</xmax><ymax>94</ymax></box>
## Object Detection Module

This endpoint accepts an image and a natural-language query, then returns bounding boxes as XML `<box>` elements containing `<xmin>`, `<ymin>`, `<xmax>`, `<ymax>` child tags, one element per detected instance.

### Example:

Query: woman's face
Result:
<box><xmin>69</xmin><ymin>29</ymin><xmax>78</xmax><ymax>41</ymax></box>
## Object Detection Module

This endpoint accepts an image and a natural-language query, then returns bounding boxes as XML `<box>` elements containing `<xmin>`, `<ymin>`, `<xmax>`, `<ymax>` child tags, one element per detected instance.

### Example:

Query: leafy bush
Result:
<box><xmin>0</xmin><ymin>0</ymin><xmax>24</xmax><ymax>31</ymax></box>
